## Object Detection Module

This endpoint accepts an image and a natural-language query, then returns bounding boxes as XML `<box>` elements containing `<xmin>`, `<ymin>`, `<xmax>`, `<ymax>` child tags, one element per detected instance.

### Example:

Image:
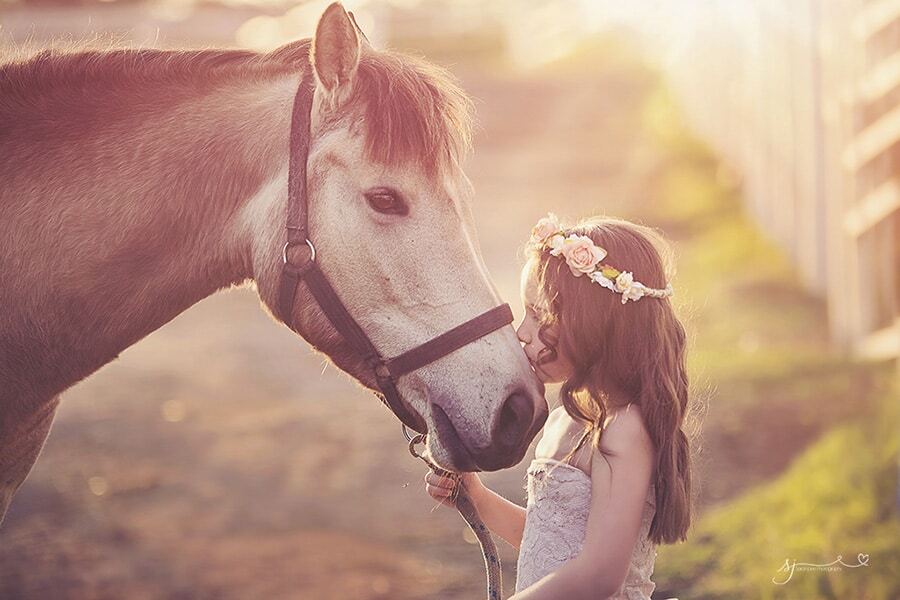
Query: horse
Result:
<box><xmin>0</xmin><ymin>1</ymin><xmax>548</xmax><ymax>524</ymax></box>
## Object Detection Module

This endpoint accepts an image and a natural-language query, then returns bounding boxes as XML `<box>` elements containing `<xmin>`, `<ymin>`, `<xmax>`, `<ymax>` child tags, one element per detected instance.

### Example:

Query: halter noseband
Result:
<box><xmin>277</xmin><ymin>68</ymin><xmax>514</xmax><ymax>434</ymax></box>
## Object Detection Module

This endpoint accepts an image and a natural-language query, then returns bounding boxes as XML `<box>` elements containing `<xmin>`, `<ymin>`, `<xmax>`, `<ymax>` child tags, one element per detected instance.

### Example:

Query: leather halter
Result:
<box><xmin>277</xmin><ymin>68</ymin><xmax>514</xmax><ymax>434</ymax></box>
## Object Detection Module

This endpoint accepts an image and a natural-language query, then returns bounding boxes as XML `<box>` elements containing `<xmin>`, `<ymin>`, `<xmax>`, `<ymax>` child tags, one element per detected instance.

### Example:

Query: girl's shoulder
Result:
<box><xmin>596</xmin><ymin>402</ymin><xmax>655</xmax><ymax>459</ymax></box>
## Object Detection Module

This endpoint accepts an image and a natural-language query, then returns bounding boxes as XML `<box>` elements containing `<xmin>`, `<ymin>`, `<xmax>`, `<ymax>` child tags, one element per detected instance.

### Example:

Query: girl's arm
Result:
<box><xmin>425</xmin><ymin>471</ymin><xmax>527</xmax><ymax>549</ymax></box>
<box><xmin>509</xmin><ymin>408</ymin><xmax>656</xmax><ymax>599</ymax></box>
<box><xmin>467</xmin><ymin>481</ymin><xmax>528</xmax><ymax>550</ymax></box>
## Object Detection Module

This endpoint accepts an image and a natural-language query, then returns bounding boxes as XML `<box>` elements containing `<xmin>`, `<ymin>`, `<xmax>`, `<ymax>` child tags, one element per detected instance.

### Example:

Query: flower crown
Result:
<box><xmin>528</xmin><ymin>213</ymin><xmax>674</xmax><ymax>304</ymax></box>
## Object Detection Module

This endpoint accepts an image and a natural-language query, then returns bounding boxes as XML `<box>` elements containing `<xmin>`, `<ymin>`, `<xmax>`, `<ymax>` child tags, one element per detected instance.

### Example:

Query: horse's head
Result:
<box><xmin>256</xmin><ymin>2</ymin><xmax>547</xmax><ymax>472</ymax></box>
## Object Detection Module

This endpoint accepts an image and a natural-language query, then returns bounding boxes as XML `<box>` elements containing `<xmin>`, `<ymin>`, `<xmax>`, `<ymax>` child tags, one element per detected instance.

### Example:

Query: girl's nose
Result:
<box><xmin>516</xmin><ymin>321</ymin><xmax>530</xmax><ymax>344</ymax></box>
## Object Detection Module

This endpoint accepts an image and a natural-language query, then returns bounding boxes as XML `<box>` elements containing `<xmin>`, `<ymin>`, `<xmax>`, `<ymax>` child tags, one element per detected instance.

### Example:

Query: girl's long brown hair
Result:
<box><xmin>527</xmin><ymin>216</ymin><xmax>696</xmax><ymax>544</ymax></box>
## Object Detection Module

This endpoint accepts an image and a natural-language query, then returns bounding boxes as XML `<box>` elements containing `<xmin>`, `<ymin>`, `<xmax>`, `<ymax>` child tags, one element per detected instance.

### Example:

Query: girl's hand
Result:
<box><xmin>424</xmin><ymin>469</ymin><xmax>484</xmax><ymax>509</ymax></box>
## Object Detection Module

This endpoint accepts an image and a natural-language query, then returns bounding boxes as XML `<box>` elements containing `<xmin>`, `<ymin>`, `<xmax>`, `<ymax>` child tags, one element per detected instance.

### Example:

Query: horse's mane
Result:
<box><xmin>0</xmin><ymin>39</ymin><xmax>473</xmax><ymax>174</ymax></box>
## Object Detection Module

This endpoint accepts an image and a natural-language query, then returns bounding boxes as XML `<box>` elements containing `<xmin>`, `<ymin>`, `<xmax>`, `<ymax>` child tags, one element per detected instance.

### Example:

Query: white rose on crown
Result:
<box><xmin>547</xmin><ymin>234</ymin><xmax>567</xmax><ymax>256</ymax></box>
<box><xmin>615</xmin><ymin>271</ymin><xmax>646</xmax><ymax>303</ymax></box>
<box><xmin>615</xmin><ymin>271</ymin><xmax>634</xmax><ymax>291</ymax></box>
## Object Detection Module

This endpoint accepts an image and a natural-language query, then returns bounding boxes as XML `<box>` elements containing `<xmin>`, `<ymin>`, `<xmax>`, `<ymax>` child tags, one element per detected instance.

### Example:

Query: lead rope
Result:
<box><xmin>405</xmin><ymin>427</ymin><xmax>503</xmax><ymax>600</ymax></box>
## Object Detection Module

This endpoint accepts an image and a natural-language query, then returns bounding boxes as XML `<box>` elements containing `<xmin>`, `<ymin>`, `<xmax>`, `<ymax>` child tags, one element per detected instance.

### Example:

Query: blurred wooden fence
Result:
<box><xmin>662</xmin><ymin>0</ymin><xmax>899</xmax><ymax>362</ymax></box>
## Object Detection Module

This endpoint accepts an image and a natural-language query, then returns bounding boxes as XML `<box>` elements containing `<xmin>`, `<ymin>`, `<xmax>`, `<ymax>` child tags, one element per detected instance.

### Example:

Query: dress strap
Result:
<box><xmin>564</xmin><ymin>425</ymin><xmax>593</xmax><ymax>468</ymax></box>
<box><xmin>565</xmin><ymin>403</ymin><xmax>634</xmax><ymax>468</ymax></box>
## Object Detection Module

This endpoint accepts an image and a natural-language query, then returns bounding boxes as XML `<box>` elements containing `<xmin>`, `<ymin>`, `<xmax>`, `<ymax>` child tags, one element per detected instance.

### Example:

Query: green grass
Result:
<box><xmin>656</xmin><ymin>383</ymin><xmax>899</xmax><ymax>600</ymax></box>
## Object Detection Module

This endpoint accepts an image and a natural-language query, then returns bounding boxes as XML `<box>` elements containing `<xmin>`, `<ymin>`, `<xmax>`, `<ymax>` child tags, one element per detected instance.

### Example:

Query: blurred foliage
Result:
<box><xmin>3</xmin><ymin>0</ymin><xmax>145</xmax><ymax>5</ymax></box>
<box><xmin>388</xmin><ymin>27</ymin><xmax>508</xmax><ymax>70</ymax></box>
<box><xmin>534</xmin><ymin>35</ymin><xmax>657</xmax><ymax>78</ymax></box>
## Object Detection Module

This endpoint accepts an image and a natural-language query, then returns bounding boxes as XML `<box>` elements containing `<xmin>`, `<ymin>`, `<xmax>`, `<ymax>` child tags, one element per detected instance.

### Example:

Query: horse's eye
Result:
<box><xmin>365</xmin><ymin>189</ymin><xmax>408</xmax><ymax>216</ymax></box>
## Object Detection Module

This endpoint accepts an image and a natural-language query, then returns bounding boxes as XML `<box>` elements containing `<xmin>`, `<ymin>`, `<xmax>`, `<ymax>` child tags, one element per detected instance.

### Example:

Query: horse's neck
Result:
<box><xmin>0</xmin><ymin>69</ymin><xmax>299</xmax><ymax>405</ymax></box>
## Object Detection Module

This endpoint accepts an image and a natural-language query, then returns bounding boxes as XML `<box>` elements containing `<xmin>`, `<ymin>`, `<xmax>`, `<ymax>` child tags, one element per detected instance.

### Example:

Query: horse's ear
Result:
<box><xmin>311</xmin><ymin>2</ymin><xmax>360</xmax><ymax>96</ymax></box>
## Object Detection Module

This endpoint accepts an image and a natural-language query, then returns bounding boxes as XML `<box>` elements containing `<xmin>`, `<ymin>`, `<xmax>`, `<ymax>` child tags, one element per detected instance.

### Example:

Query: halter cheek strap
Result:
<box><xmin>277</xmin><ymin>66</ymin><xmax>513</xmax><ymax>434</ymax></box>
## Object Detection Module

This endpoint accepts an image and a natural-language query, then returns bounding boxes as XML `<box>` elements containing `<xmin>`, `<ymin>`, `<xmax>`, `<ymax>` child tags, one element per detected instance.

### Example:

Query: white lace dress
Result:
<box><xmin>514</xmin><ymin>457</ymin><xmax>658</xmax><ymax>598</ymax></box>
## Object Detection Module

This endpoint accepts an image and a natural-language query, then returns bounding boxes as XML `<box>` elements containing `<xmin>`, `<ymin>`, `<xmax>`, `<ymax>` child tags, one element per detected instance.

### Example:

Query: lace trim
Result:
<box><xmin>526</xmin><ymin>457</ymin><xmax>656</xmax><ymax>508</ymax></box>
<box><xmin>515</xmin><ymin>456</ymin><xmax>658</xmax><ymax>596</ymax></box>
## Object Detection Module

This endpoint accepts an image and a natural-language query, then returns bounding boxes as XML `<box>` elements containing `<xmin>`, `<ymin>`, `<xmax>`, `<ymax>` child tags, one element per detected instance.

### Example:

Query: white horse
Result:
<box><xmin>0</xmin><ymin>2</ymin><xmax>548</xmax><ymax>523</ymax></box>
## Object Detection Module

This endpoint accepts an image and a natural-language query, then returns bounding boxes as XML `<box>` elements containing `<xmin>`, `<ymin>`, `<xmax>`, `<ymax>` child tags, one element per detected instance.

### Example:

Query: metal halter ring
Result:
<box><xmin>402</xmin><ymin>423</ymin><xmax>418</xmax><ymax>443</ymax></box>
<box><xmin>282</xmin><ymin>239</ymin><xmax>316</xmax><ymax>266</ymax></box>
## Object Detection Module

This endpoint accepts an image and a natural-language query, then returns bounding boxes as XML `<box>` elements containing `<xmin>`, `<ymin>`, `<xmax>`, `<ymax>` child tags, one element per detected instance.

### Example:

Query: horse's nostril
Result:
<box><xmin>494</xmin><ymin>390</ymin><xmax>535</xmax><ymax>451</ymax></box>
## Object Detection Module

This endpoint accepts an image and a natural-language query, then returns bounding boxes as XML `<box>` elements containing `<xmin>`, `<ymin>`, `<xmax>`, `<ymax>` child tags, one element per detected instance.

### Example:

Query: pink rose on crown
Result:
<box><xmin>531</xmin><ymin>213</ymin><xmax>561</xmax><ymax>244</ymax></box>
<box><xmin>560</xmin><ymin>234</ymin><xmax>607</xmax><ymax>277</ymax></box>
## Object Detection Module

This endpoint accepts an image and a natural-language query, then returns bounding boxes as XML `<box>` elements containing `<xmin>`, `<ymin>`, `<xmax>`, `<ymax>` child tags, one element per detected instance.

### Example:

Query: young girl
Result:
<box><xmin>425</xmin><ymin>214</ymin><xmax>694</xmax><ymax>599</ymax></box>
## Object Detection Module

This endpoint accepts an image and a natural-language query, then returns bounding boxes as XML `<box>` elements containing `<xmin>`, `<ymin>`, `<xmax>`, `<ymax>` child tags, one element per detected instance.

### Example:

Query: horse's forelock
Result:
<box><xmin>351</xmin><ymin>50</ymin><xmax>473</xmax><ymax>176</ymax></box>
